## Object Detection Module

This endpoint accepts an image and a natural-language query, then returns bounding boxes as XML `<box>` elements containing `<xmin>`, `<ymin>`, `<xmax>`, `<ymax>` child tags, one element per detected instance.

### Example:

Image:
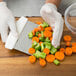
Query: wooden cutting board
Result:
<box><xmin>0</xmin><ymin>17</ymin><xmax>76</xmax><ymax>76</ymax></box>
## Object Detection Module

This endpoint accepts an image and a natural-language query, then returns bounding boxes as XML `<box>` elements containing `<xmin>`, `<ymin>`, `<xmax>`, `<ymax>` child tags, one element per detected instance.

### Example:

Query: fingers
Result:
<box><xmin>1</xmin><ymin>28</ymin><xmax>8</xmax><ymax>43</ymax></box>
<box><xmin>8</xmin><ymin>15</ymin><xmax>18</xmax><ymax>37</ymax></box>
<box><xmin>52</xmin><ymin>17</ymin><xmax>64</xmax><ymax>48</ymax></box>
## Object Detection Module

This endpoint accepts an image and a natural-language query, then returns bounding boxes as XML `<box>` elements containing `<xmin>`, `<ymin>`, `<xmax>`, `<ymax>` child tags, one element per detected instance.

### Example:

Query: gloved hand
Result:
<box><xmin>40</xmin><ymin>3</ymin><xmax>64</xmax><ymax>48</ymax></box>
<box><xmin>0</xmin><ymin>2</ymin><xmax>18</xmax><ymax>43</ymax></box>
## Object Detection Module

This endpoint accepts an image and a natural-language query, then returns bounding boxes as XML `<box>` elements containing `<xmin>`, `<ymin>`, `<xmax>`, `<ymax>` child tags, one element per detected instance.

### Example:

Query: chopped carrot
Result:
<box><xmin>65</xmin><ymin>47</ymin><xmax>72</xmax><ymax>56</ymax></box>
<box><xmin>39</xmin><ymin>42</ymin><xmax>43</xmax><ymax>46</ymax></box>
<box><xmin>32</xmin><ymin>37</ymin><xmax>39</xmax><ymax>42</ymax></box>
<box><xmin>38</xmin><ymin>26</ymin><xmax>43</xmax><ymax>31</ymax></box>
<box><xmin>60</xmin><ymin>48</ymin><xmax>65</xmax><ymax>53</ymax></box>
<box><xmin>72</xmin><ymin>46</ymin><xmax>76</xmax><ymax>53</ymax></box>
<box><xmin>34</xmin><ymin>28</ymin><xmax>39</xmax><ymax>32</ymax></box>
<box><xmin>39</xmin><ymin>58</ymin><xmax>46</xmax><ymax>67</ymax></box>
<box><xmin>29</xmin><ymin>56</ymin><xmax>36</xmax><ymax>63</ymax></box>
<box><xmin>50</xmin><ymin>37</ymin><xmax>53</xmax><ymax>41</ymax></box>
<box><xmin>32</xmin><ymin>30</ymin><xmax>35</xmax><ymax>36</ymax></box>
<box><xmin>72</xmin><ymin>42</ymin><xmax>76</xmax><ymax>47</ymax></box>
<box><xmin>55</xmin><ymin>52</ymin><xmax>65</xmax><ymax>61</ymax></box>
<box><xmin>66</xmin><ymin>42</ymin><xmax>70</xmax><ymax>47</ymax></box>
<box><xmin>36</xmin><ymin>22</ymin><xmax>42</xmax><ymax>25</ymax></box>
<box><xmin>46</xmin><ymin>55</ymin><xmax>55</xmax><ymax>63</ymax></box>
<box><xmin>45</xmin><ymin>27</ymin><xmax>52</xmax><ymax>31</ymax></box>
<box><xmin>38</xmin><ymin>34</ymin><xmax>42</xmax><ymax>38</ymax></box>
<box><xmin>44</xmin><ymin>31</ymin><xmax>52</xmax><ymax>38</ymax></box>
<box><xmin>43</xmin><ymin>48</ymin><xmax>50</xmax><ymax>55</ymax></box>
<box><xmin>64</xmin><ymin>35</ymin><xmax>72</xmax><ymax>42</ymax></box>
<box><xmin>29</xmin><ymin>48</ymin><xmax>35</xmax><ymax>54</ymax></box>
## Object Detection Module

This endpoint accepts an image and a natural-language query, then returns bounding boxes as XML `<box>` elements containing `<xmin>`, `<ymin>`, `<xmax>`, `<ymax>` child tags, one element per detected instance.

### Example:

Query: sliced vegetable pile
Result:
<box><xmin>28</xmin><ymin>22</ymin><xmax>76</xmax><ymax>67</ymax></box>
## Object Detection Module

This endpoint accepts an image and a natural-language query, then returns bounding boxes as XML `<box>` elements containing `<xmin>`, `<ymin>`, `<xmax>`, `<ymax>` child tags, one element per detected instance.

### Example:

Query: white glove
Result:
<box><xmin>0</xmin><ymin>2</ymin><xmax>18</xmax><ymax>43</ymax></box>
<box><xmin>40</xmin><ymin>3</ymin><xmax>64</xmax><ymax>48</ymax></box>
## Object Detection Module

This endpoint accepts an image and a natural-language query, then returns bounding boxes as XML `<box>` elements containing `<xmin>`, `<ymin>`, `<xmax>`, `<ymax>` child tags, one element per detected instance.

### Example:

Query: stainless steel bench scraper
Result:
<box><xmin>5</xmin><ymin>17</ymin><xmax>38</xmax><ymax>55</ymax></box>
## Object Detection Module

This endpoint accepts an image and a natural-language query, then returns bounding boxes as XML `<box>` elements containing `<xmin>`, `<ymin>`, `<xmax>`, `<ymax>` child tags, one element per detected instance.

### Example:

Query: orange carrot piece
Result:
<box><xmin>32</xmin><ymin>37</ymin><xmax>39</xmax><ymax>42</ymax></box>
<box><xmin>60</xmin><ymin>48</ymin><xmax>65</xmax><ymax>53</ymax></box>
<box><xmin>38</xmin><ymin>26</ymin><xmax>43</xmax><ymax>31</ymax></box>
<box><xmin>66</xmin><ymin>42</ymin><xmax>70</xmax><ymax>47</ymax></box>
<box><xmin>36</xmin><ymin>22</ymin><xmax>42</xmax><ymax>25</ymax></box>
<box><xmin>50</xmin><ymin>37</ymin><xmax>53</xmax><ymax>41</ymax></box>
<box><xmin>39</xmin><ymin>42</ymin><xmax>43</xmax><ymax>46</ymax></box>
<box><xmin>44</xmin><ymin>31</ymin><xmax>52</xmax><ymax>38</ymax></box>
<box><xmin>64</xmin><ymin>35</ymin><xmax>72</xmax><ymax>42</ymax></box>
<box><xmin>34</xmin><ymin>28</ymin><xmax>39</xmax><ymax>32</ymax></box>
<box><xmin>72</xmin><ymin>42</ymin><xmax>76</xmax><ymax>47</ymax></box>
<box><xmin>72</xmin><ymin>46</ymin><xmax>76</xmax><ymax>53</ymax></box>
<box><xmin>46</xmin><ymin>55</ymin><xmax>55</xmax><ymax>63</ymax></box>
<box><xmin>45</xmin><ymin>27</ymin><xmax>52</xmax><ymax>31</ymax></box>
<box><xmin>29</xmin><ymin>48</ymin><xmax>35</xmax><ymax>54</ymax></box>
<box><xmin>29</xmin><ymin>56</ymin><xmax>36</xmax><ymax>63</ymax></box>
<box><xmin>39</xmin><ymin>58</ymin><xmax>46</xmax><ymax>67</ymax></box>
<box><xmin>43</xmin><ymin>48</ymin><xmax>50</xmax><ymax>55</ymax></box>
<box><xmin>65</xmin><ymin>47</ymin><xmax>72</xmax><ymax>56</ymax></box>
<box><xmin>38</xmin><ymin>34</ymin><xmax>42</xmax><ymax>38</ymax></box>
<box><xmin>55</xmin><ymin>52</ymin><xmax>65</xmax><ymax>61</ymax></box>
<box><xmin>32</xmin><ymin>30</ymin><xmax>35</xmax><ymax>36</ymax></box>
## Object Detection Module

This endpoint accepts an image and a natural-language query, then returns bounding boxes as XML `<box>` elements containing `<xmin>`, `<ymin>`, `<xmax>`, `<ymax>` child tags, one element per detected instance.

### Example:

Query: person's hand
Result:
<box><xmin>40</xmin><ymin>3</ymin><xmax>64</xmax><ymax>48</ymax></box>
<box><xmin>0</xmin><ymin>2</ymin><xmax>18</xmax><ymax>43</ymax></box>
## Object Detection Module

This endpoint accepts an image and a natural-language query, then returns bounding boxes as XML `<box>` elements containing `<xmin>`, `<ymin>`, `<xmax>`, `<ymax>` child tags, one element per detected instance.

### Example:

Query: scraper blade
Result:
<box><xmin>14</xmin><ymin>21</ymin><xmax>38</xmax><ymax>55</ymax></box>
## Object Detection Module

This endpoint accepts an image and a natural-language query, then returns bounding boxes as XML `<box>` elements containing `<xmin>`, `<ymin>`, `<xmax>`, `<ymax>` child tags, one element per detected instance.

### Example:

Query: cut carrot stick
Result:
<box><xmin>32</xmin><ymin>37</ymin><xmax>39</xmax><ymax>42</ymax></box>
<box><xmin>38</xmin><ymin>34</ymin><xmax>42</xmax><ymax>38</ymax></box>
<box><xmin>39</xmin><ymin>58</ymin><xmax>46</xmax><ymax>67</ymax></box>
<box><xmin>66</xmin><ymin>42</ymin><xmax>70</xmax><ymax>47</ymax></box>
<box><xmin>72</xmin><ymin>42</ymin><xmax>76</xmax><ymax>47</ymax></box>
<box><xmin>46</xmin><ymin>55</ymin><xmax>55</xmax><ymax>63</ymax></box>
<box><xmin>60</xmin><ymin>48</ymin><xmax>65</xmax><ymax>53</ymax></box>
<box><xmin>64</xmin><ymin>35</ymin><xmax>72</xmax><ymax>42</ymax></box>
<box><xmin>36</xmin><ymin>22</ymin><xmax>42</xmax><ymax>25</ymax></box>
<box><xmin>55</xmin><ymin>52</ymin><xmax>65</xmax><ymax>61</ymax></box>
<box><xmin>39</xmin><ymin>42</ymin><xmax>43</xmax><ymax>46</ymax></box>
<box><xmin>43</xmin><ymin>48</ymin><xmax>50</xmax><ymax>55</ymax></box>
<box><xmin>72</xmin><ymin>46</ymin><xmax>76</xmax><ymax>53</ymax></box>
<box><xmin>29</xmin><ymin>48</ymin><xmax>35</xmax><ymax>54</ymax></box>
<box><xmin>44</xmin><ymin>31</ymin><xmax>52</xmax><ymax>38</ymax></box>
<box><xmin>65</xmin><ymin>47</ymin><xmax>72</xmax><ymax>56</ymax></box>
<box><xmin>45</xmin><ymin>27</ymin><xmax>52</xmax><ymax>31</ymax></box>
<box><xmin>29</xmin><ymin>56</ymin><xmax>36</xmax><ymax>63</ymax></box>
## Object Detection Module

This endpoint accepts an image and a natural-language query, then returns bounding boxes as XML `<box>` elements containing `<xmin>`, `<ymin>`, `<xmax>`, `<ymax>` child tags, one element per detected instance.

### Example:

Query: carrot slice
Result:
<box><xmin>55</xmin><ymin>52</ymin><xmax>65</xmax><ymax>61</ymax></box>
<box><xmin>60</xmin><ymin>48</ymin><xmax>65</xmax><ymax>53</ymax></box>
<box><xmin>38</xmin><ymin>26</ymin><xmax>43</xmax><ymax>31</ymax></box>
<box><xmin>32</xmin><ymin>30</ymin><xmax>35</xmax><ymax>36</ymax></box>
<box><xmin>46</xmin><ymin>55</ymin><xmax>55</xmax><ymax>63</ymax></box>
<box><xmin>44</xmin><ymin>31</ymin><xmax>52</xmax><ymax>38</ymax></box>
<box><xmin>65</xmin><ymin>47</ymin><xmax>72</xmax><ymax>56</ymax></box>
<box><xmin>64</xmin><ymin>35</ymin><xmax>72</xmax><ymax>42</ymax></box>
<box><xmin>32</xmin><ymin>37</ymin><xmax>39</xmax><ymax>42</ymax></box>
<box><xmin>34</xmin><ymin>28</ymin><xmax>39</xmax><ymax>32</ymax></box>
<box><xmin>72</xmin><ymin>46</ymin><xmax>76</xmax><ymax>53</ymax></box>
<box><xmin>45</xmin><ymin>27</ymin><xmax>52</xmax><ymax>31</ymax></box>
<box><xmin>66</xmin><ymin>42</ymin><xmax>70</xmax><ymax>47</ymax></box>
<box><xmin>29</xmin><ymin>48</ymin><xmax>35</xmax><ymax>54</ymax></box>
<box><xmin>43</xmin><ymin>48</ymin><xmax>50</xmax><ymax>55</ymax></box>
<box><xmin>50</xmin><ymin>37</ymin><xmax>53</xmax><ymax>41</ymax></box>
<box><xmin>36</xmin><ymin>22</ymin><xmax>42</xmax><ymax>25</ymax></box>
<box><xmin>39</xmin><ymin>42</ymin><xmax>43</xmax><ymax>46</ymax></box>
<box><xmin>29</xmin><ymin>56</ymin><xmax>36</xmax><ymax>63</ymax></box>
<box><xmin>38</xmin><ymin>34</ymin><xmax>42</xmax><ymax>38</ymax></box>
<box><xmin>39</xmin><ymin>58</ymin><xmax>46</xmax><ymax>67</ymax></box>
<box><xmin>72</xmin><ymin>42</ymin><xmax>76</xmax><ymax>47</ymax></box>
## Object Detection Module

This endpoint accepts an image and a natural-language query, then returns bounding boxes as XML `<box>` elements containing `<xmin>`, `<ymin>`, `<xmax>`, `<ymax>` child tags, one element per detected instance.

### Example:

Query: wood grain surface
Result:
<box><xmin>0</xmin><ymin>17</ymin><xmax>76</xmax><ymax>76</ymax></box>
